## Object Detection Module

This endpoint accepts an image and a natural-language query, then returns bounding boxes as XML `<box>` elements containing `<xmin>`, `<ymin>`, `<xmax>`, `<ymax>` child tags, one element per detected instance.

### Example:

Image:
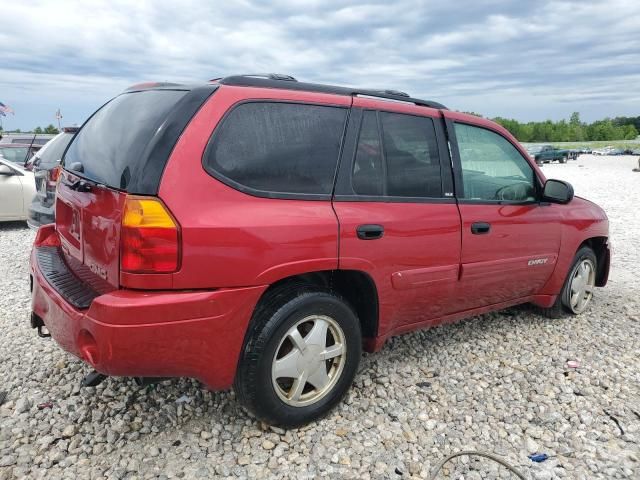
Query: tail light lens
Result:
<box><xmin>48</xmin><ymin>165</ymin><xmax>61</xmax><ymax>185</ymax></box>
<box><xmin>120</xmin><ymin>196</ymin><xmax>180</xmax><ymax>273</ymax></box>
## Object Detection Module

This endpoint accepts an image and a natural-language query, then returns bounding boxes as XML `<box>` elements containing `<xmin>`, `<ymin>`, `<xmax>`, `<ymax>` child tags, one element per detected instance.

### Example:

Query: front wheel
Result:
<box><xmin>234</xmin><ymin>286</ymin><xmax>362</xmax><ymax>427</ymax></box>
<box><xmin>539</xmin><ymin>246</ymin><xmax>597</xmax><ymax>318</ymax></box>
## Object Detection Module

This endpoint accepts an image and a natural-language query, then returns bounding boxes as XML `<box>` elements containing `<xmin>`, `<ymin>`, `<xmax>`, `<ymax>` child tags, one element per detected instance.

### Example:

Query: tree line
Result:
<box><xmin>491</xmin><ymin>113</ymin><xmax>639</xmax><ymax>143</ymax></box>
<box><xmin>0</xmin><ymin>124</ymin><xmax>60</xmax><ymax>134</ymax></box>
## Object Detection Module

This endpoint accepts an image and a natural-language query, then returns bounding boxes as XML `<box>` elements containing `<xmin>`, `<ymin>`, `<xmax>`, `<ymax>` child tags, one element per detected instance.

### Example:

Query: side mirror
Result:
<box><xmin>543</xmin><ymin>179</ymin><xmax>574</xmax><ymax>204</ymax></box>
<box><xmin>0</xmin><ymin>164</ymin><xmax>15</xmax><ymax>176</ymax></box>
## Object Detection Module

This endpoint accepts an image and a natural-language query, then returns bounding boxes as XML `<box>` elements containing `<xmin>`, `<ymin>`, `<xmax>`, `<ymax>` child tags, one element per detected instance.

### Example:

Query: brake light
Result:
<box><xmin>48</xmin><ymin>165</ymin><xmax>61</xmax><ymax>184</ymax></box>
<box><xmin>120</xmin><ymin>196</ymin><xmax>180</xmax><ymax>273</ymax></box>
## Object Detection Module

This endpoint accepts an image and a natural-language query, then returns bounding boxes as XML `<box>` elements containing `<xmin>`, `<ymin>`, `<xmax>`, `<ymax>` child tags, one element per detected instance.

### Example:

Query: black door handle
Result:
<box><xmin>356</xmin><ymin>224</ymin><xmax>384</xmax><ymax>240</ymax></box>
<box><xmin>471</xmin><ymin>222</ymin><xmax>491</xmax><ymax>234</ymax></box>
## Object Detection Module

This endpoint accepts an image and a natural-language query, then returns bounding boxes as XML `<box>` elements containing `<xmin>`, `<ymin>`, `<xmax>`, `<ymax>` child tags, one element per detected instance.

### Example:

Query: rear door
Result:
<box><xmin>333</xmin><ymin>98</ymin><xmax>461</xmax><ymax>336</ymax></box>
<box><xmin>445</xmin><ymin>112</ymin><xmax>562</xmax><ymax>309</ymax></box>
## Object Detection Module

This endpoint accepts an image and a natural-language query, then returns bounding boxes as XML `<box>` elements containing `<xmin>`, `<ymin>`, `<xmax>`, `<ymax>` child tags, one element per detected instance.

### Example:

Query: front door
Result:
<box><xmin>445</xmin><ymin>113</ymin><xmax>562</xmax><ymax>310</ymax></box>
<box><xmin>333</xmin><ymin>99</ymin><xmax>461</xmax><ymax>338</ymax></box>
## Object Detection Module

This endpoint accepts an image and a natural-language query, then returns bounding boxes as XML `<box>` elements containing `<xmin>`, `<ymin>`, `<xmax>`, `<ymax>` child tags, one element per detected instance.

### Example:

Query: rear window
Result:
<box><xmin>204</xmin><ymin>102</ymin><xmax>347</xmax><ymax>197</ymax></box>
<box><xmin>35</xmin><ymin>133</ymin><xmax>75</xmax><ymax>169</ymax></box>
<box><xmin>0</xmin><ymin>146</ymin><xmax>29</xmax><ymax>164</ymax></box>
<box><xmin>64</xmin><ymin>90</ymin><xmax>188</xmax><ymax>190</ymax></box>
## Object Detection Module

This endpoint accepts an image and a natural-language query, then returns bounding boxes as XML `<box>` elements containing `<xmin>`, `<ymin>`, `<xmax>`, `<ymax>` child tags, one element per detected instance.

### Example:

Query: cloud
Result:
<box><xmin>0</xmin><ymin>0</ymin><xmax>638</xmax><ymax>129</ymax></box>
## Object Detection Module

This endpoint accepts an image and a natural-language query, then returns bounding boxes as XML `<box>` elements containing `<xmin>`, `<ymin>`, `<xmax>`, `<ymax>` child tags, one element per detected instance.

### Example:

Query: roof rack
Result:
<box><xmin>213</xmin><ymin>73</ymin><xmax>298</xmax><ymax>83</ymax></box>
<box><xmin>216</xmin><ymin>74</ymin><xmax>447</xmax><ymax>110</ymax></box>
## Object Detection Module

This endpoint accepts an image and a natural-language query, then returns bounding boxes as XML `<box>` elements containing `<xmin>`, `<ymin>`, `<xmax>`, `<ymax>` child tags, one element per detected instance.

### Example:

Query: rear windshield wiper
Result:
<box><xmin>61</xmin><ymin>176</ymin><xmax>92</xmax><ymax>192</ymax></box>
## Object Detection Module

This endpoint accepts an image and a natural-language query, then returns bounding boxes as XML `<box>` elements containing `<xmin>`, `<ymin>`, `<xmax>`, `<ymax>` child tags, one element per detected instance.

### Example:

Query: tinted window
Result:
<box><xmin>206</xmin><ymin>102</ymin><xmax>347</xmax><ymax>195</ymax></box>
<box><xmin>352</xmin><ymin>111</ymin><xmax>383</xmax><ymax>195</ymax></box>
<box><xmin>351</xmin><ymin>111</ymin><xmax>442</xmax><ymax>198</ymax></box>
<box><xmin>381</xmin><ymin>112</ymin><xmax>441</xmax><ymax>197</ymax></box>
<box><xmin>35</xmin><ymin>133</ymin><xmax>75</xmax><ymax>169</ymax></box>
<box><xmin>455</xmin><ymin>123</ymin><xmax>536</xmax><ymax>202</ymax></box>
<box><xmin>64</xmin><ymin>90</ymin><xmax>187</xmax><ymax>190</ymax></box>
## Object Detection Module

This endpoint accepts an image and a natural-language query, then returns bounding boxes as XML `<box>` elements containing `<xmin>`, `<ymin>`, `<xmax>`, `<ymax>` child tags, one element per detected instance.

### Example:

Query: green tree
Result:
<box><xmin>33</xmin><ymin>126</ymin><xmax>43</xmax><ymax>134</ymax></box>
<box><xmin>44</xmin><ymin>124</ymin><xmax>59</xmax><ymax>134</ymax></box>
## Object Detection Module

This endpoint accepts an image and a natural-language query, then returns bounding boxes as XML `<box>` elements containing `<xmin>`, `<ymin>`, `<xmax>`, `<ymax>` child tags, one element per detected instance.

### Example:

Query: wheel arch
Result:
<box><xmin>250</xmin><ymin>269</ymin><xmax>379</xmax><ymax>343</ymax></box>
<box><xmin>579</xmin><ymin>236</ymin><xmax>610</xmax><ymax>287</ymax></box>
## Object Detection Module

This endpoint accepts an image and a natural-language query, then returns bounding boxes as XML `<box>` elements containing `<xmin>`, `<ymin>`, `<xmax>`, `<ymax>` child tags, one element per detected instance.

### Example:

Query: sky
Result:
<box><xmin>1</xmin><ymin>0</ymin><xmax>639</xmax><ymax>131</ymax></box>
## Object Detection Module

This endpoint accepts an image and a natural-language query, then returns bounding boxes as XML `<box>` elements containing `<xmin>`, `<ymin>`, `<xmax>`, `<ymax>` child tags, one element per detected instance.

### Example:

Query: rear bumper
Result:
<box><xmin>30</xmin><ymin>246</ymin><xmax>266</xmax><ymax>390</ymax></box>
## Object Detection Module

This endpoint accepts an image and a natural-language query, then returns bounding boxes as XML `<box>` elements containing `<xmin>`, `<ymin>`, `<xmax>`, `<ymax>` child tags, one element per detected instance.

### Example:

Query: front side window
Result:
<box><xmin>454</xmin><ymin>123</ymin><xmax>536</xmax><ymax>202</ymax></box>
<box><xmin>205</xmin><ymin>102</ymin><xmax>347</xmax><ymax>196</ymax></box>
<box><xmin>351</xmin><ymin>111</ymin><xmax>442</xmax><ymax>198</ymax></box>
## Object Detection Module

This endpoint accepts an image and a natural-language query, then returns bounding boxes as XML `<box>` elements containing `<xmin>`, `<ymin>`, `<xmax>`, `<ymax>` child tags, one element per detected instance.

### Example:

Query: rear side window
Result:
<box><xmin>204</xmin><ymin>102</ymin><xmax>347</xmax><ymax>196</ymax></box>
<box><xmin>352</xmin><ymin>111</ymin><xmax>383</xmax><ymax>195</ymax></box>
<box><xmin>381</xmin><ymin>112</ymin><xmax>442</xmax><ymax>198</ymax></box>
<box><xmin>64</xmin><ymin>90</ymin><xmax>188</xmax><ymax>190</ymax></box>
<box><xmin>351</xmin><ymin>111</ymin><xmax>442</xmax><ymax>198</ymax></box>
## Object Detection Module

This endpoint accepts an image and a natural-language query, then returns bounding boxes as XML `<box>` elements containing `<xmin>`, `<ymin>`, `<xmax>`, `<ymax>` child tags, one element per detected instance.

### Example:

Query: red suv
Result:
<box><xmin>30</xmin><ymin>74</ymin><xmax>610</xmax><ymax>427</ymax></box>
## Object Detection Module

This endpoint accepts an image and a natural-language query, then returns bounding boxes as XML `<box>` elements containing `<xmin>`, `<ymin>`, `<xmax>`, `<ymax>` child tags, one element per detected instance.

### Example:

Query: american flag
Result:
<box><xmin>0</xmin><ymin>102</ymin><xmax>15</xmax><ymax>115</ymax></box>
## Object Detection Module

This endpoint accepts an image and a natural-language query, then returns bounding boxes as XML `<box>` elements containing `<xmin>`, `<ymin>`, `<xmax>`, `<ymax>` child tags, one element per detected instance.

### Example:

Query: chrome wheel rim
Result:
<box><xmin>271</xmin><ymin>315</ymin><xmax>346</xmax><ymax>407</ymax></box>
<box><xmin>569</xmin><ymin>259</ymin><xmax>596</xmax><ymax>313</ymax></box>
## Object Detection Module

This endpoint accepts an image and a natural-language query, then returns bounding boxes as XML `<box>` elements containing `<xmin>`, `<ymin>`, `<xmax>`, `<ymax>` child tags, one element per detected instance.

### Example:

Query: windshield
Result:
<box><xmin>63</xmin><ymin>89</ymin><xmax>188</xmax><ymax>191</ymax></box>
<box><xmin>0</xmin><ymin>146</ymin><xmax>29</xmax><ymax>164</ymax></box>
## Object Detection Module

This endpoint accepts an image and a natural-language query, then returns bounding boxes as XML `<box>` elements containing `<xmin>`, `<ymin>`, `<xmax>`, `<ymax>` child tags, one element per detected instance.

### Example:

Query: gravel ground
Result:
<box><xmin>1</xmin><ymin>154</ymin><xmax>638</xmax><ymax>480</ymax></box>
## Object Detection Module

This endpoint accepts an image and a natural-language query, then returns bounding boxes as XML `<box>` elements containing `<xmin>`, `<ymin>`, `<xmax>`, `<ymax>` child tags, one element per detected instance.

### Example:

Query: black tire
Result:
<box><xmin>559</xmin><ymin>156</ymin><xmax>567</xmax><ymax>164</ymax></box>
<box><xmin>234</xmin><ymin>283</ymin><xmax>362</xmax><ymax>428</ymax></box>
<box><xmin>538</xmin><ymin>246</ymin><xmax>597</xmax><ymax>318</ymax></box>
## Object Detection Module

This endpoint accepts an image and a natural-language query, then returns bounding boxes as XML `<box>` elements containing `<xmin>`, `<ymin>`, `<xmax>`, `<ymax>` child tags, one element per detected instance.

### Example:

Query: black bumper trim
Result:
<box><xmin>36</xmin><ymin>246</ymin><xmax>99</xmax><ymax>309</ymax></box>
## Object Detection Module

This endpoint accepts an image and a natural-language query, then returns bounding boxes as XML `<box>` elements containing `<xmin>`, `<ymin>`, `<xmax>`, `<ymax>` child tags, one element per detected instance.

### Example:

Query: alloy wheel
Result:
<box><xmin>568</xmin><ymin>258</ymin><xmax>596</xmax><ymax>313</ymax></box>
<box><xmin>271</xmin><ymin>315</ymin><xmax>346</xmax><ymax>407</ymax></box>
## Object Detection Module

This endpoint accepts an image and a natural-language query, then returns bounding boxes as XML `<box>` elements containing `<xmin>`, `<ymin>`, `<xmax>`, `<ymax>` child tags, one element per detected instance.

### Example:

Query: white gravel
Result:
<box><xmin>1</xmin><ymin>155</ymin><xmax>639</xmax><ymax>479</ymax></box>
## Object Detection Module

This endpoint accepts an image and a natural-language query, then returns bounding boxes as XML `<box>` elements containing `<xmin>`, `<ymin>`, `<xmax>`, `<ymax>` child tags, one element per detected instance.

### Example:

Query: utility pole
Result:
<box><xmin>55</xmin><ymin>108</ymin><xmax>62</xmax><ymax>130</ymax></box>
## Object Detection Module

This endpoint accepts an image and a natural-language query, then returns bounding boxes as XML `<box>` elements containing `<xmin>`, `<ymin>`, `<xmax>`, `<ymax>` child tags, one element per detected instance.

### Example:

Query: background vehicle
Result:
<box><xmin>30</xmin><ymin>74</ymin><xmax>610</xmax><ymax>427</ymax></box>
<box><xmin>0</xmin><ymin>143</ymin><xmax>42</xmax><ymax>168</ymax></box>
<box><xmin>0</xmin><ymin>133</ymin><xmax>55</xmax><ymax>145</ymax></box>
<box><xmin>27</xmin><ymin>127</ymin><xmax>79</xmax><ymax>228</ymax></box>
<box><xmin>592</xmin><ymin>146</ymin><xmax>625</xmax><ymax>155</ymax></box>
<box><xmin>0</xmin><ymin>158</ymin><xmax>36</xmax><ymax>222</ymax></box>
<box><xmin>531</xmin><ymin>145</ymin><xmax>576</xmax><ymax>164</ymax></box>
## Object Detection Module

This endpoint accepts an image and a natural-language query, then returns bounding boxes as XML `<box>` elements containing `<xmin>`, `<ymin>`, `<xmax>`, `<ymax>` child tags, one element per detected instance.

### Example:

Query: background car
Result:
<box><xmin>0</xmin><ymin>133</ymin><xmax>55</xmax><ymax>145</ymax></box>
<box><xmin>0</xmin><ymin>143</ymin><xmax>42</xmax><ymax>168</ymax></box>
<box><xmin>27</xmin><ymin>127</ymin><xmax>78</xmax><ymax>228</ymax></box>
<box><xmin>0</xmin><ymin>157</ymin><xmax>36</xmax><ymax>222</ymax></box>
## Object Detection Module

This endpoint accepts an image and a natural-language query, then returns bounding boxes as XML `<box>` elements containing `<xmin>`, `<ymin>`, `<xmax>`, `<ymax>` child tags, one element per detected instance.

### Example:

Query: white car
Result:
<box><xmin>0</xmin><ymin>157</ymin><xmax>36</xmax><ymax>222</ymax></box>
<box><xmin>592</xmin><ymin>146</ymin><xmax>613</xmax><ymax>156</ymax></box>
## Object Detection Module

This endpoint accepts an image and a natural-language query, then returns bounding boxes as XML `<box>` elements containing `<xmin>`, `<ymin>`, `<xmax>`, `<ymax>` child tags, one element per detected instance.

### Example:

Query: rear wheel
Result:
<box><xmin>539</xmin><ymin>246</ymin><xmax>597</xmax><ymax>318</ymax></box>
<box><xmin>234</xmin><ymin>285</ymin><xmax>362</xmax><ymax>427</ymax></box>
<box><xmin>559</xmin><ymin>156</ymin><xmax>567</xmax><ymax>164</ymax></box>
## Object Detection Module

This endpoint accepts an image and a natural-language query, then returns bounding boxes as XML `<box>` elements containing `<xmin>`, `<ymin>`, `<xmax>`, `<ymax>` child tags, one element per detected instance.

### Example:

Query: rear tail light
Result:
<box><xmin>120</xmin><ymin>196</ymin><xmax>180</xmax><ymax>273</ymax></box>
<box><xmin>48</xmin><ymin>165</ymin><xmax>61</xmax><ymax>185</ymax></box>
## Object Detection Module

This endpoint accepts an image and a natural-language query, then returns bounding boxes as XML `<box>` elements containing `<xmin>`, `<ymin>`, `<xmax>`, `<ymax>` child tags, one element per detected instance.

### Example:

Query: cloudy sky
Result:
<box><xmin>1</xmin><ymin>0</ymin><xmax>639</xmax><ymax>130</ymax></box>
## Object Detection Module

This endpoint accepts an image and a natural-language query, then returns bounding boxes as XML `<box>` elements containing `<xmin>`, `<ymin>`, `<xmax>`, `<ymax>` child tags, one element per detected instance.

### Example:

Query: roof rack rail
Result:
<box><xmin>215</xmin><ymin>73</ymin><xmax>297</xmax><ymax>83</ymax></box>
<box><xmin>217</xmin><ymin>75</ymin><xmax>447</xmax><ymax>110</ymax></box>
<box><xmin>369</xmin><ymin>89</ymin><xmax>410</xmax><ymax>98</ymax></box>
